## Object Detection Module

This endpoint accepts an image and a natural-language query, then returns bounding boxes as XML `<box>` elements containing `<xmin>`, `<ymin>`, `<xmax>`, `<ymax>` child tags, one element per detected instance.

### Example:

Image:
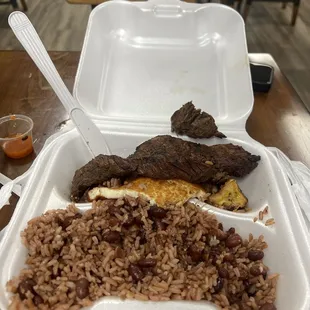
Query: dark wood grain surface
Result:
<box><xmin>0</xmin><ymin>51</ymin><xmax>309</xmax><ymax>230</ymax></box>
<box><xmin>247</xmin><ymin>54</ymin><xmax>310</xmax><ymax>166</ymax></box>
<box><xmin>0</xmin><ymin>51</ymin><xmax>77</xmax><ymax>179</ymax></box>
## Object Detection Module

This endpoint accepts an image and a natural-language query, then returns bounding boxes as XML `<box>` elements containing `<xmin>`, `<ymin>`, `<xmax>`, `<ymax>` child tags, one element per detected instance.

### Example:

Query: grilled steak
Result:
<box><xmin>71</xmin><ymin>136</ymin><xmax>260</xmax><ymax>201</ymax></box>
<box><xmin>71</xmin><ymin>155</ymin><xmax>136</xmax><ymax>202</ymax></box>
<box><xmin>171</xmin><ymin>102</ymin><xmax>226</xmax><ymax>139</ymax></box>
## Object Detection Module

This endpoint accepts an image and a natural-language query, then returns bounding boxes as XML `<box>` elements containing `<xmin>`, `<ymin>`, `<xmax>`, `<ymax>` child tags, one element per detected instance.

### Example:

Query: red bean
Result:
<box><xmin>227</xmin><ymin>227</ymin><xmax>235</xmax><ymax>235</ymax></box>
<box><xmin>137</xmin><ymin>258</ymin><xmax>157</xmax><ymax>268</ymax></box>
<box><xmin>216</xmin><ymin>230</ymin><xmax>228</xmax><ymax>241</ymax></box>
<box><xmin>223</xmin><ymin>253</ymin><xmax>235</xmax><ymax>262</ymax></box>
<box><xmin>109</xmin><ymin>217</ymin><xmax>120</xmax><ymax>227</ymax></box>
<box><xmin>225</xmin><ymin>234</ymin><xmax>242</xmax><ymax>248</ymax></box>
<box><xmin>76</xmin><ymin>278</ymin><xmax>90</xmax><ymax>299</ymax></box>
<box><xmin>103</xmin><ymin>231</ymin><xmax>121</xmax><ymax>243</ymax></box>
<box><xmin>248</xmin><ymin>249</ymin><xmax>264</xmax><ymax>261</ymax></box>
<box><xmin>187</xmin><ymin>245</ymin><xmax>202</xmax><ymax>263</ymax></box>
<box><xmin>17</xmin><ymin>278</ymin><xmax>36</xmax><ymax>300</ymax></box>
<box><xmin>213</xmin><ymin>277</ymin><xmax>224</xmax><ymax>293</ymax></box>
<box><xmin>148</xmin><ymin>206</ymin><xmax>167</xmax><ymax>219</ymax></box>
<box><xmin>128</xmin><ymin>264</ymin><xmax>144</xmax><ymax>282</ymax></box>
<box><xmin>218</xmin><ymin>267</ymin><xmax>229</xmax><ymax>279</ymax></box>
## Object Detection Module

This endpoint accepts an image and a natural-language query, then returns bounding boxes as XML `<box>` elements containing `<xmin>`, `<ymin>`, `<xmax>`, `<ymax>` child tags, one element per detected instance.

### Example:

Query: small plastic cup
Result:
<box><xmin>0</xmin><ymin>115</ymin><xmax>34</xmax><ymax>159</ymax></box>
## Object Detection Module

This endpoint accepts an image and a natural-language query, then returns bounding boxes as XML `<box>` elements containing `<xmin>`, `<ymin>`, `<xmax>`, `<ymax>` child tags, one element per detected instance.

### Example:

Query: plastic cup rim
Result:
<box><xmin>0</xmin><ymin>114</ymin><xmax>34</xmax><ymax>142</ymax></box>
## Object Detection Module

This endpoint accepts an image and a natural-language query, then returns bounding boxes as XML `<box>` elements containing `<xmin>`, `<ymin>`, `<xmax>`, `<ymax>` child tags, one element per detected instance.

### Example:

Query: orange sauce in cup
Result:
<box><xmin>2</xmin><ymin>133</ymin><xmax>33</xmax><ymax>159</ymax></box>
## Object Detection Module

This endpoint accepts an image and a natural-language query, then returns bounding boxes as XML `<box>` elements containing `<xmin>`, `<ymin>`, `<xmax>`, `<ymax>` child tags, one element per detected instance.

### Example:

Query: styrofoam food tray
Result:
<box><xmin>0</xmin><ymin>127</ymin><xmax>310</xmax><ymax>310</ymax></box>
<box><xmin>1</xmin><ymin>1</ymin><xmax>310</xmax><ymax>309</ymax></box>
<box><xmin>74</xmin><ymin>0</ymin><xmax>253</xmax><ymax>128</ymax></box>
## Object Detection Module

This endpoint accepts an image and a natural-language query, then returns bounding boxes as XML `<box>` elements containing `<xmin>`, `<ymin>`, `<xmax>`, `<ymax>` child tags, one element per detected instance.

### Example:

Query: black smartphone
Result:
<box><xmin>250</xmin><ymin>62</ymin><xmax>274</xmax><ymax>93</ymax></box>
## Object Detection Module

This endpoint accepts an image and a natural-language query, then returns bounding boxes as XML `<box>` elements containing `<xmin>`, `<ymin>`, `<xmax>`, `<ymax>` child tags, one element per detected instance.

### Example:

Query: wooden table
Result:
<box><xmin>0</xmin><ymin>51</ymin><xmax>309</xmax><ymax>230</ymax></box>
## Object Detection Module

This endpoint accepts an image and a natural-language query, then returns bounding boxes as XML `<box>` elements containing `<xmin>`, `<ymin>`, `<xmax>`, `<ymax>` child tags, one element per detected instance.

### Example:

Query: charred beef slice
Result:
<box><xmin>71</xmin><ymin>155</ymin><xmax>137</xmax><ymax>202</ymax></box>
<box><xmin>131</xmin><ymin>136</ymin><xmax>259</xmax><ymax>180</ymax></box>
<box><xmin>71</xmin><ymin>135</ymin><xmax>260</xmax><ymax>201</ymax></box>
<box><xmin>171</xmin><ymin>102</ymin><xmax>226</xmax><ymax>139</ymax></box>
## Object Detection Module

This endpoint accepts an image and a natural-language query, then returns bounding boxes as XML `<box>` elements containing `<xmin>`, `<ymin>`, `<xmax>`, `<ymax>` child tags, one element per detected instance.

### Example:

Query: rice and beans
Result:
<box><xmin>7</xmin><ymin>197</ymin><xmax>277</xmax><ymax>309</ymax></box>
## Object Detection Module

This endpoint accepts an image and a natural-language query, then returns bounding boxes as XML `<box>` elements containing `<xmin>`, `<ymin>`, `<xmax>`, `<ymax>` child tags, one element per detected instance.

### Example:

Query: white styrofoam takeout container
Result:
<box><xmin>1</xmin><ymin>1</ymin><xmax>310</xmax><ymax>309</ymax></box>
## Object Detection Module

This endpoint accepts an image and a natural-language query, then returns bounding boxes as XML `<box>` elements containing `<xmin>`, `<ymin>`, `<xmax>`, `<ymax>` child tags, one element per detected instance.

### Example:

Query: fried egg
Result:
<box><xmin>87</xmin><ymin>177</ymin><xmax>210</xmax><ymax>208</ymax></box>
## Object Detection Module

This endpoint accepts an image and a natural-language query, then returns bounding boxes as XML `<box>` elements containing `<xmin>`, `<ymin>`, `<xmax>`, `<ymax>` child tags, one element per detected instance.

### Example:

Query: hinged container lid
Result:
<box><xmin>74</xmin><ymin>1</ymin><xmax>253</xmax><ymax>128</ymax></box>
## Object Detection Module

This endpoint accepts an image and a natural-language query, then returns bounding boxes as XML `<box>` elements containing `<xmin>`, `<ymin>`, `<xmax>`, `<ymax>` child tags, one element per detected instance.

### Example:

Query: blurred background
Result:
<box><xmin>0</xmin><ymin>0</ymin><xmax>309</xmax><ymax>110</ymax></box>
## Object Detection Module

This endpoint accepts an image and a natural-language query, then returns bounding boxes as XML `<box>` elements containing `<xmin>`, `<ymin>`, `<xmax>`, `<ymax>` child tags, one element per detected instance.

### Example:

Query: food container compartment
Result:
<box><xmin>0</xmin><ymin>127</ymin><xmax>310</xmax><ymax>310</ymax></box>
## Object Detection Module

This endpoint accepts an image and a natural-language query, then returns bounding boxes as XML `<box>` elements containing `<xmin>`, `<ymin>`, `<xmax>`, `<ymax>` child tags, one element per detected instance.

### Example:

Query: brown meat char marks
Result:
<box><xmin>131</xmin><ymin>135</ymin><xmax>259</xmax><ymax>179</ymax></box>
<box><xmin>130</xmin><ymin>135</ymin><xmax>218</xmax><ymax>182</ymax></box>
<box><xmin>70</xmin><ymin>155</ymin><xmax>136</xmax><ymax>202</ymax></box>
<box><xmin>171</xmin><ymin>101</ymin><xmax>226</xmax><ymax>139</ymax></box>
<box><xmin>133</xmin><ymin>155</ymin><xmax>217</xmax><ymax>183</ymax></box>
<box><xmin>71</xmin><ymin>135</ymin><xmax>260</xmax><ymax>201</ymax></box>
<box><xmin>211</xmin><ymin>144</ymin><xmax>261</xmax><ymax>177</ymax></box>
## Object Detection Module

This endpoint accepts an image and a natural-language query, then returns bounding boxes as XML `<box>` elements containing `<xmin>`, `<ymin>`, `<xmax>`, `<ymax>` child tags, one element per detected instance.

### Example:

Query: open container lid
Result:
<box><xmin>74</xmin><ymin>0</ymin><xmax>253</xmax><ymax>129</ymax></box>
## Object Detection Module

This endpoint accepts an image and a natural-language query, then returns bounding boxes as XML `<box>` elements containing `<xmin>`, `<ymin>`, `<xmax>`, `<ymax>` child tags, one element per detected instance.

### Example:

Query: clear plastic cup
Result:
<box><xmin>0</xmin><ymin>115</ymin><xmax>34</xmax><ymax>159</ymax></box>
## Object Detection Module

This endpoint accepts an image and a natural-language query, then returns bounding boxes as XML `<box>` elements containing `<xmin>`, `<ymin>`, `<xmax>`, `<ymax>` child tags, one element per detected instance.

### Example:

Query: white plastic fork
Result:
<box><xmin>8</xmin><ymin>12</ymin><xmax>111</xmax><ymax>157</ymax></box>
